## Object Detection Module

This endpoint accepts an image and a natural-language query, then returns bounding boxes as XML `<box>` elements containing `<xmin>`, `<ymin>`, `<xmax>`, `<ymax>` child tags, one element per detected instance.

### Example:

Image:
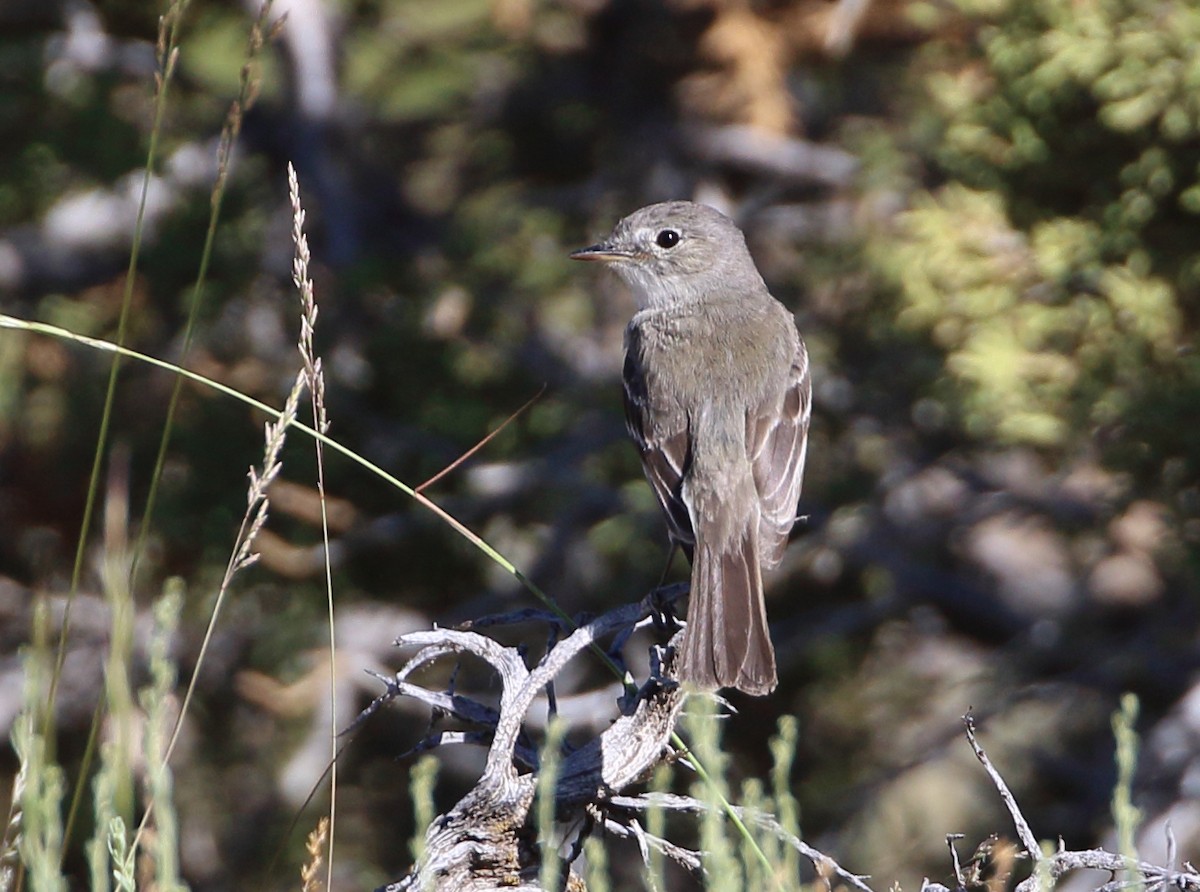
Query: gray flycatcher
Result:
<box><xmin>572</xmin><ymin>201</ymin><xmax>811</xmax><ymax>696</ymax></box>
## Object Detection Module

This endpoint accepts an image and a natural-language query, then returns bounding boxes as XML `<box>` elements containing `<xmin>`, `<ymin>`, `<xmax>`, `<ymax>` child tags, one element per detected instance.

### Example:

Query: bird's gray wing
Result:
<box><xmin>623</xmin><ymin>331</ymin><xmax>695</xmax><ymax>550</ymax></box>
<box><xmin>748</xmin><ymin>335</ymin><xmax>811</xmax><ymax>568</ymax></box>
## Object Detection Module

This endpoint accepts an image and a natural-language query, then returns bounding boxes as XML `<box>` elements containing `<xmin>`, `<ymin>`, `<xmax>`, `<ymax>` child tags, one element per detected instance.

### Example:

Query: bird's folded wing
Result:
<box><xmin>748</xmin><ymin>338</ymin><xmax>811</xmax><ymax>568</ymax></box>
<box><xmin>623</xmin><ymin>345</ymin><xmax>694</xmax><ymax>548</ymax></box>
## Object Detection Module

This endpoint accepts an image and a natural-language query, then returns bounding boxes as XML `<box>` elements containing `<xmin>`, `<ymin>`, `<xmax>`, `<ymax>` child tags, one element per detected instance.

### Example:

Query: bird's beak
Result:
<box><xmin>570</xmin><ymin>243</ymin><xmax>632</xmax><ymax>262</ymax></box>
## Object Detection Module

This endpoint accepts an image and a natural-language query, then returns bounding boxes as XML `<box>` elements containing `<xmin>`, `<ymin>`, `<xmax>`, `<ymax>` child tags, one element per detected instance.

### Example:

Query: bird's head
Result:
<box><xmin>571</xmin><ymin>201</ymin><xmax>765</xmax><ymax>310</ymax></box>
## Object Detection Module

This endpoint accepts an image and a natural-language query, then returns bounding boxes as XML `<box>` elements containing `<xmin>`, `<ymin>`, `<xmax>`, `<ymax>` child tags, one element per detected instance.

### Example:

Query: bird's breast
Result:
<box><xmin>629</xmin><ymin>299</ymin><xmax>795</xmax><ymax>416</ymax></box>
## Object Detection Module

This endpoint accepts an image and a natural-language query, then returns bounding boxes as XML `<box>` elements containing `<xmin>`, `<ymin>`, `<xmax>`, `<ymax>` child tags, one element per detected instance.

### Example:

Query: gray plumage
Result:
<box><xmin>572</xmin><ymin>201</ymin><xmax>811</xmax><ymax>696</ymax></box>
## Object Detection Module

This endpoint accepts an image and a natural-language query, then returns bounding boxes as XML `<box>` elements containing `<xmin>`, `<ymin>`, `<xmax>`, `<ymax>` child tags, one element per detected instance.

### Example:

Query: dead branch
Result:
<box><xmin>370</xmin><ymin>592</ymin><xmax>871</xmax><ymax>892</ymax></box>
<box><xmin>683</xmin><ymin>124</ymin><xmax>860</xmax><ymax>188</ymax></box>
<box><xmin>962</xmin><ymin>715</ymin><xmax>1200</xmax><ymax>892</ymax></box>
<box><xmin>369</xmin><ymin>615</ymin><xmax>1200</xmax><ymax>892</ymax></box>
<box><xmin>606</xmin><ymin>791</ymin><xmax>876</xmax><ymax>892</ymax></box>
<box><xmin>963</xmin><ymin>715</ymin><xmax>1041</xmax><ymax>862</ymax></box>
<box><xmin>374</xmin><ymin>594</ymin><xmax>685</xmax><ymax>892</ymax></box>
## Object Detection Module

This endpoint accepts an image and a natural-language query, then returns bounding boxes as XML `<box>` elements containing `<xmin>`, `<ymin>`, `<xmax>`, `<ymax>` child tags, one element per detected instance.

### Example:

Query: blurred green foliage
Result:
<box><xmin>872</xmin><ymin>0</ymin><xmax>1200</xmax><ymax>465</ymax></box>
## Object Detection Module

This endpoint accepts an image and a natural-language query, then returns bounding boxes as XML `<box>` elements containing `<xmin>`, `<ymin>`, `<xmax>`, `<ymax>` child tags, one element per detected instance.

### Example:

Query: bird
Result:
<box><xmin>572</xmin><ymin>200</ymin><xmax>810</xmax><ymax>696</ymax></box>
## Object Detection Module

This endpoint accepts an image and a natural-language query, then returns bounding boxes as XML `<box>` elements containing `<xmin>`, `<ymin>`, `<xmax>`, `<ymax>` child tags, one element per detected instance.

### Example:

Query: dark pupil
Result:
<box><xmin>656</xmin><ymin>229</ymin><xmax>680</xmax><ymax>249</ymax></box>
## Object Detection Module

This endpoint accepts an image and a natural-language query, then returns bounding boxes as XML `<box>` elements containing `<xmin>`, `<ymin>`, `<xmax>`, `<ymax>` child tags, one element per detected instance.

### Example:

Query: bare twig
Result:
<box><xmin>963</xmin><ymin>715</ymin><xmax>1200</xmax><ymax>892</ymax></box>
<box><xmin>684</xmin><ymin>124</ymin><xmax>859</xmax><ymax>188</ymax></box>
<box><xmin>600</xmin><ymin>815</ymin><xmax>704</xmax><ymax>874</ymax></box>
<box><xmin>416</xmin><ymin>385</ymin><xmax>546</xmax><ymax>493</ymax></box>
<box><xmin>948</xmin><ymin>833</ymin><xmax>967</xmax><ymax>886</ymax></box>
<box><xmin>607</xmin><ymin>792</ymin><xmax>877</xmax><ymax>892</ymax></box>
<box><xmin>964</xmin><ymin>713</ymin><xmax>1041</xmax><ymax>862</ymax></box>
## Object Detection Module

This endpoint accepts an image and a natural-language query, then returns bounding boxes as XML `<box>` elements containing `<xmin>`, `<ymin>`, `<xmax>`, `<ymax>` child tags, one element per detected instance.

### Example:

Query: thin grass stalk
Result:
<box><xmin>536</xmin><ymin>717</ymin><xmax>568</xmax><ymax>891</ymax></box>
<box><xmin>739</xmin><ymin>778</ymin><xmax>770</xmax><ymax>891</ymax></box>
<box><xmin>289</xmin><ymin>162</ymin><xmax>338</xmax><ymax>892</ymax></box>
<box><xmin>1032</xmin><ymin>840</ymin><xmax>1054</xmax><ymax>892</ymax></box>
<box><xmin>683</xmin><ymin>701</ymin><xmax>740</xmax><ymax>892</ymax></box>
<box><xmin>408</xmin><ymin>755</ymin><xmax>439</xmax><ymax>867</ymax></box>
<box><xmin>59</xmin><ymin>698</ymin><xmax>105</xmax><ymax>873</ymax></box>
<box><xmin>51</xmin><ymin>0</ymin><xmax>191</xmax><ymax>864</ymax></box>
<box><xmin>46</xmin><ymin>0</ymin><xmax>188</xmax><ymax>746</ymax></box>
<box><xmin>769</xmin><ymin>716</ymin><xmax>801</xmax><ymax>883</ymax></box>
<box><xmin>131</xmin><ymin>0</ymin><xmax>277</xmax><ymax>588</ymax></box>
<box><xmin>415</xmin><ymin>385</ymin><xmax>545</xmax><ymax>494</ymax></box>
<box><xmin>0</xmin><ymin>315</ymin><xmax>579</xmax><ymax>640</ymax></box>
<box><xmin>131</xmin><ymin>362</ymin><xmax>307</xmax><ymax>855</ymax></box>
<box><xmin>582</xmin><ymin>833</ymin><xmax>611</xmax><ymax>892</ymax></box>
<box><xmin>1112</xmin><ymin>693</ymin><xmax>1143</xmax><ymax>891</ymax></box>
<box><xmin>86</xmin><ymin>737</ymin><xmax>120</xmax><ymax>892</ymax></box>
<box><xmin>647</xmin><ymin>762</ymin><xmax>671</xmax><ymax>892</ymax></box>
<box><xmin>14</xmin><ymin>614</ymin><xmax>68</xmax><ymax>892</ymax></box>
<box><xmin>673</xmin><ymin>728</ymin><xmax>782</xmax><ymax>892</ymax></box>
<box><xmin>62</xmin><ymin>447</ymin><xmax>140</xmax><ymax>852</ymax></box>
<box><xmin>99</xmin><ymin>540</ymin><xmax>138</xmax><ymax>830</ymax></box>
<box><xmin>141</xmin><ymin>583</ymin><xmax>185</xmax><ymax>891</ymax></box>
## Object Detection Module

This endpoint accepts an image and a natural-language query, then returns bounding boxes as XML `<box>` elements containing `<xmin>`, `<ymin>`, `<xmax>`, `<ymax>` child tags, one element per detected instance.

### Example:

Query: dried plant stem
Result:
<box><xmin>54</xmin><ymin>0</ymin><xmax>190</xmax><ymax>864</ymax></box>
<box><xmin>130</xmin><ymin>365</ymin><xmax>307</xmax><ymax>857</ymax></box>
<box><xmin>415</xmin><ymin>385</ymin><xmax>545</xmax><ymax>493</ymax></box>
<box><xmin>380</xmin><ymin>602</ymin><xmax>879</xmax><ymax>892</ymax></box>
<box><xmin>964</xmin><ymin>714</ymin><xmax>1040</xmax><ymax>861</ymax></box>
<box><xmin>289</xmin><ymin>162</ymin><xmax>338</xmax><ymax>892</ymax></box>
<box><xmin>132</xmin><ymin>0</ymin><xmax>277</xmax><ymax>588</ymax></box>
<box><xmin>46</xmin><ymin>0</ymin><xmax>188</xmax><ymax>754</ymax></box>
<box><xmin>1112</xmin><ymin>694</ymin><xmax>1143</xmax><ymax>874</ymax></box>
<box><xmin>960</xmin><ymin>714</ymin><xmax>1200</xmax><ymax>892</ymax></box>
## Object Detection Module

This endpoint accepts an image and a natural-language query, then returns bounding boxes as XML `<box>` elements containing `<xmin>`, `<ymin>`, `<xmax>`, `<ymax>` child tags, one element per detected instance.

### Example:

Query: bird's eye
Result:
<box><xmin>655</xmin><ymin>229</ymin><xmax>680</xmax><ymax>249</ymax></box>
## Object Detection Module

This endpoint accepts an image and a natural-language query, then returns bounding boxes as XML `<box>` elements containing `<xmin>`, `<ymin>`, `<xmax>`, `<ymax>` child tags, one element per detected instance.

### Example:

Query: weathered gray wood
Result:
<box><xmin>371</xmin><ymin>612</ymin><xmax>1200</xmax><ymax>892</ymax></box>
<box><xmin>376</xmin><ymin>595</ymin><xmax>685</xmax><ymax>892</ymax></box>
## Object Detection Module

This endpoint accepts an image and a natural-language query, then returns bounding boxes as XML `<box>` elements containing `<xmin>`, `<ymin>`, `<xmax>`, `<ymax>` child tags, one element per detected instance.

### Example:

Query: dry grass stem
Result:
<box><xmin>415</xmin><ymin>385</ymin><xmax>545</xmax><ymax>493</ymax></box>
<box><xmin>134</xmin><ymin>367</ymin><xmax>306</xmax><ymax>855</ymax></box>
<box><xmin>289</xmin><ymin>160</ymin><xmax>337</xmax><ymax>891</ymax></box>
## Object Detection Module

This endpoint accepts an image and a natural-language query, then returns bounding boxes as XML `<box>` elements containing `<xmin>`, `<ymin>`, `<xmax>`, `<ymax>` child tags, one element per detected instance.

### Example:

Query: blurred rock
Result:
<box><xmin>884</xmin><ymin>465</ymin><xmax>970</xmax><ymax>530</ymax></box>
<box><xmin>965</xmin><ymin>512</ymin><xmax>1078</xmax><ymax>618</ymax></box>
<box><xmin>1088</xmin><ymin>552</ymin><xmax>1163</xmax><ymax>607</ymax></box>
<box><xmin>1110</xmin><ymin>500</ymin><xmax>1169</xmax><ymax>555</ymax></box>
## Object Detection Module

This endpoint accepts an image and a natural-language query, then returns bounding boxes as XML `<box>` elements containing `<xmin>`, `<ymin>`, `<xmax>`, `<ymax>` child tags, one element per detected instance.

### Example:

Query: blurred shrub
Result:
<box><xmin>870</xmin><ymin>0</ymin><xmax>1200</xmax><ymax>472</ymax></box>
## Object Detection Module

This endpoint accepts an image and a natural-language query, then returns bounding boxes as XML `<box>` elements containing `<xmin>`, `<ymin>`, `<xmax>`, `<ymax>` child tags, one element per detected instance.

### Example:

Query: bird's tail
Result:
<box><xmin>676</xmin><ymin>524</ymin><xmax>777</xmax><ymax>696</ymax></box>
